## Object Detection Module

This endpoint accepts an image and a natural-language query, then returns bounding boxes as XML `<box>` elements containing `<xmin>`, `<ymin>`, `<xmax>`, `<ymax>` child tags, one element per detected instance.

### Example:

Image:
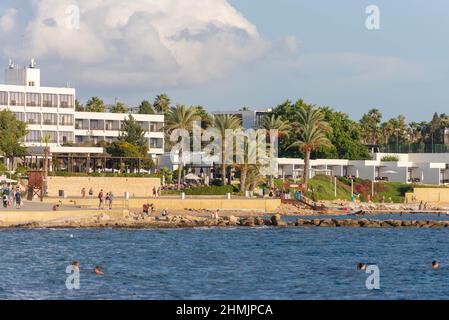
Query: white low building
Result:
<box><xmin>0</xmin><ymin>59</ymin><xmax>164</xmax><ymax>158</ymax></box>
<box><xmin>278</xmin><ymin>153</ymin><xmax>449</xmax><ymax>185</ymax></box>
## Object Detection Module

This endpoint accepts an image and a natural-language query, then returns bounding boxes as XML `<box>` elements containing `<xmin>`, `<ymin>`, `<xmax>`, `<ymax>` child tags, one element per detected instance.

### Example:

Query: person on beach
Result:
<box><xmin>419</xmin><ymin>201</ymin><xmax>423</xmax><ymax>210</ymax></box>
<box><xmin>2</xmin><ymin>192</ymin><xmax>8</xmax><ymax>208</ymax></box>
<box><xmin>108</xmin><ymin>192</ymin><xmax>114</xmax><ymax>210</ymax></box>
<box><xmin>105</xmin><ymin>192</ymin><xmax>110</xmax><ymax>208</ymax></box>
<box><xmin>98</xmin><ymin>190</ymin><xmax>105</xmax><ymax>210</ymax></box>
<box><xmin>357</xmin><ymin>263</ymin><xmax>367</xmax><ymax>271</ymax></box>
<box><xmin>81</xmin><ymin>187</ymin><xmax>86</xmax><ymax>198</ymax></box>
<box><xmin>152</xmin><ymin>186</ymin><xmax>157</xmax><ymax>197</ymax></box>
<box><xmin>157</xmin><ymin>187</ymin><xmax>161</xmax><ymax>197</ymax></box>
<box><xmin>15</xmin><ymin>190</ymin><xmax>21</xmax><ymax>209</ymax></box>
<box><xmin>432</xmin><ymin>260</ymin><xmax>439</xmax><ymax>270</ymax></box>
<box><xmin>162</xmin><ymin>208</ymin><xmax>168</xmax><ymax>217</ymax></box>
<box><xmin>93</xmin><ymin>265</ymin><xmax>104</xmax><ymax>275</ymax></box>
<box><xmin>89</xmin><ymin>188</ymin><xmax>94</xmax><ymax>198</ymax></box>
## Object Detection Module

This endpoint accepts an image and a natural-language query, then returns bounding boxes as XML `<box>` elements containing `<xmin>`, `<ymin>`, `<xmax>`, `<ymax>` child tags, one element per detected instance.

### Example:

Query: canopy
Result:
<box><xmin>184</xmin><ymin>173</ymin><xmax>201</xmax><ymax>181</ymax></box>
<box><xmin>383</xmin><ymin>170</ymin><xmax>398</xmax><ymax>174</ymax></box>
<box><xmin>0</xmin><ymin>176</ymin><xmax>17</xmax><ymax>183</ymax></box>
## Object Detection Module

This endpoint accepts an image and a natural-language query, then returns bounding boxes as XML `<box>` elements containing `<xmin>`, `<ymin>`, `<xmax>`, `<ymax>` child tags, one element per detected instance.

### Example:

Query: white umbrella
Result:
<box><xmin>184</xmin><ymin>173</ymin><xmax>201</xmax><ymax>181</ymax></box>
<box><xmin>0</xmin><ymin>176</ymin><xmax>17</xmax><ymax>183</ymax></box>
<box><xmin>383</xmin><ymin>170</ymin><xmax>398</xmax><ymax>175</ymax></box>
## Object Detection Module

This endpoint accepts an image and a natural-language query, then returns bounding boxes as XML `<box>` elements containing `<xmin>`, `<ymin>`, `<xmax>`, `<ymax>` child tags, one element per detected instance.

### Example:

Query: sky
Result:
<box><xmin>0</xmin><ymin>0</ymin><xmax>448</xmax><ymax>121</ymax></box>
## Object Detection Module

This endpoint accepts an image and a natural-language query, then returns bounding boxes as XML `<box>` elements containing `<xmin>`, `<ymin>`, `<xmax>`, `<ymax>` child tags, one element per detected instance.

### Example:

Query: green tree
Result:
<box><xmin>259</xmin><ymin>114</ymin><xmax>291</xmax><ymax>188</ymax></box>
<box><xmin>193</xmin><ymin>105</ymin><xmax>213</xmax><ymax>129</ymax></box>
<box><xmin>212</xmin><ymin>114</ymin><xmax>241</xmax><ymax>186</ymax></box>
<box><xmin>319</xmin><ymin>108</ymin><xmax>370</xmax><ymax>160</ymax></box>
<box><xmin>42</xmin><ymin>134</ymin><xmax>51</xmax><ymax>194</ymax></box>
<box><xmin>120</xmin><ymin>115</ymin><xmax>148</xmax><ymax>155</ymax></box>
<box><xmin>138</xmin><ymin>100</ymin><xmax>155</xmax><ymax>114</ymax></box>
<box><xmin>288</xmin><ymin>107</ymin><xmax>332</xmax><ymax>190</ymax></box>
<box><xmin>165</xmin><ymin>105</ymin><xmax>199</xmax><ymax>190</ymax></box>
<box><xmin>110</xmin><ymin>101</ymin><xmax>128</xmax><ymax>113</ymax></box>
<box><xmin>0</xmin><ymin>110</ymin><xmax>28</xmax><ymax>171</ymax></box>
<box><xmin>154</xmin><ymin>94</ymin><xmax>171</xmax><ymax>114</ymax></box>
<box><xmin>75</xmin><ymin>99</ymin><xmax>84</xmax><ymax>111</ymax></box>
<box><xmin>85</xmin><ymin>97</ymin><xmax>105</xmax><ymax>112</ymax></box>
<box><xmin>359</xmin><ymin>108</ymin><xmax>382</xmax><ymax>145</ymax></box>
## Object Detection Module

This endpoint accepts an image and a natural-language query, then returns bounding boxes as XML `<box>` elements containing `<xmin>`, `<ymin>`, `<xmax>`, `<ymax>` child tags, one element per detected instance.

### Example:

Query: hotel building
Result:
<box><xmin>0</xmin><ymin>59</ymin><xmax>164</xmax><ymax>158</ymax></box>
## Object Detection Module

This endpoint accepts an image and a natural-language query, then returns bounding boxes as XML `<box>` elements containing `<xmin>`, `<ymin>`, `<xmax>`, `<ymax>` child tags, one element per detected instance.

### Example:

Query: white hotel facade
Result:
<box><xmin>0</xmin><ymin>60</ymin><xmax>164</xmax><ymax>158</ymax></box>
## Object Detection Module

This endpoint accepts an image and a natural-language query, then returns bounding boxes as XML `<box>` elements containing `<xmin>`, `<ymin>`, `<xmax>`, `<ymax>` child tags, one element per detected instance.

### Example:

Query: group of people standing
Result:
<box><xmin>81</xmin><ymin>187</ymin><xmax>114</xmax><ymax>210</ymax></box>
<box><xmin>1</xmin><ymin>184</ymin><xmax>22</xmax><ymax>209</ymax></box>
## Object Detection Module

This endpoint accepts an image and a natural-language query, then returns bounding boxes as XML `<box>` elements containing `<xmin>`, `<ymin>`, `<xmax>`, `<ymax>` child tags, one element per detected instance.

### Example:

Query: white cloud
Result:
<box><xmin>0</xmin><ymin>8</ymin><xmax>17</xmax><ymax>32</ymax></box>
<box><xmin>282</xmin><ymin>35</ymin><xmax>300</xmax><ymax>55</ymax></box>
<box><xmin>1</xmin><ymin>0</ymin><xmax>270</xmax><ymax>88</ymax></box>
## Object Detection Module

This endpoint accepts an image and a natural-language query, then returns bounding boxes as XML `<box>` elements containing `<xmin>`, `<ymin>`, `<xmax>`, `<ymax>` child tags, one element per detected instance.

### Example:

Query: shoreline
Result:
<box><xmin>2</xmin><ymin>213</ymin><xmax>449</xmax><ymax>229</ymax></box>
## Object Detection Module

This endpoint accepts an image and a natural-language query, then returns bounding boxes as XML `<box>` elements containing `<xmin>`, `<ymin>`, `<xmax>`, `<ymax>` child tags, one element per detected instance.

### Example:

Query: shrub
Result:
<box><xmin>381</xmin><ymin>155</ymin><xmax>400</xmax><ymax>162</ymax></box>
<box><xmin>162</xmin><ymin>185</ymin><xmax>235</xmax><ymax>196</ymax></box>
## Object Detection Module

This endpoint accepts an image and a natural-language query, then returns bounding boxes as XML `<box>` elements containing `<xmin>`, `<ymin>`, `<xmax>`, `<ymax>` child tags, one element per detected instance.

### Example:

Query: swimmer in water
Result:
<box><xmin>71</xmin><ymin>260</ymin><xmax>80</xmax><ymax>270</ymax></box>
<box><xmin>432</xmin><ymin>260</ymin><xmax>439</xmax><ymax>270</ymax></box>
<box><xmin>357</xmin><ymin>262</ymin><xmax>367</xmax><ymax>271</ymax></box>
<box><xmin>94</xmin><ymin>265</ymin><xmax>104</xmax><ymax>275</ymax></box>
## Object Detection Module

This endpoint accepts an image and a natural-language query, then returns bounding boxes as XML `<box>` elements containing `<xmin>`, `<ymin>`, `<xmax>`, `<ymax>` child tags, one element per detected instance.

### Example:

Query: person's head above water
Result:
<box><xmin>71</xmin><ymin>260</ymin><xmax>80</xmax><ymax>269</ymax></box>
<box><xmin>432</xmin><ymin>260</ymin><xmax>439</xmax><ymax>270</ymax></box>
<box><xmin>94</xmin><ymin>265</ymin><xmax>104</xmax><ymax>275</ymax></box>
<box><xmin>357</xmin><ymin>263</ymin><xmax>366</xmax><ymax>271</ymax></box>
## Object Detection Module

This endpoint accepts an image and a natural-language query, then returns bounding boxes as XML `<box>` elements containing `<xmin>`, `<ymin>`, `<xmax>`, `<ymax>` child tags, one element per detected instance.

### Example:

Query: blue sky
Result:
<box><xmin>0</xmin><ymin>0</ymin><xmax>448</xmax><ymax>121</ymax></box>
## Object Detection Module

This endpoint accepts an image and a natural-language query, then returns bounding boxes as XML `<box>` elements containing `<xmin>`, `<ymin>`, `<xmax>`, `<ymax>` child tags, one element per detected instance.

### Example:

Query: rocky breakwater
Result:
<box><xmin>295</xmin><ymin>218</ymin><xmax>449</xmax><ymax>228</ymax></box>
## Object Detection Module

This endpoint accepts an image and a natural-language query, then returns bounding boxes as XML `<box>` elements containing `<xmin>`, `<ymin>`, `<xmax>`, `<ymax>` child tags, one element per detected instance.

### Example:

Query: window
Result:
<box><xmin>26</xmin><ymin>93</ymin><xmax>41</xmax><ymax>107</ymax></box>
<box><xmin>42</xmin><ymin>93</ymin><xmax>58</xmax><ymax>107</ymax></box>
<box><xmin>90</xmin><ymin>120</ymin><xmax>102</xmax><ymax>130</ymax></box>
<box><xmin>42</xmin><ymin>131</ymin><xmax>58</xmax><ymax>143</ymax></box>
<box><xmin>0</xmin><ymin>92</ymin><xmax>7</xmax><ymax>105</ymax></box>
<box><xmin>42</xmin><ymin>113</ymin><xmax>58</xmax><ymax>125</ymax></box>
<box><xmin>150</xmin><ymin>122</ymin><xmax>164</xmax><ymax>132</ymax></box>
<box><xmin>14</xmin><ymin>112</ymin><xmax>25</xmax><ymax>122</ymax></box>
<box><xmin>60</xmin><ymin>94</ymin><xmax>74</xmax><ymax>108</ymax></box>
<box><xmin>10</xmin><ymin>92</ymin><xmax>24</xmax><ymax>106</ymax></box>
<box><xmin>59</xmin><ymin>114</ymin><xmax>74</xmax><ymax>126</ymax></box>
<box><xmin>26</xmin><ymin>131</ymin><xmax>41</xmax><ymax>143</ymax></box>
<box><xmin>28</xmin><ymin>81</ymin><xmax>35</xmax><ymax>87</ymax></box>
<box><xmin>59</xmin><ymin>132</ymin><xmax>74</xmax><ymax>144</ymax></box>
<box><xmin>26</xmin><ymin>113</ymin><xmax>41</xmax><ymax>125</ymax></box>
<box><xmin>150</xmin><ymin>138</ymin><xmax>163</xmax><ymax>149</ymax></box>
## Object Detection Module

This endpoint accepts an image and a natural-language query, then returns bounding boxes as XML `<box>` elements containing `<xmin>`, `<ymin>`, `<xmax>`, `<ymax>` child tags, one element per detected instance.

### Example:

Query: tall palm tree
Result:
<box><xmin>165</xmin><ymin>105</ymin><xmax>198</xmax><ymax>190</ymax></box>
<box><xmin>289</xmin><ymin>107</ymin><xmax>332</xmax><ymax>190</ymax></box>
<box><xmin>259</xmin><ymin>115</ymin><xmax>291</xmax><ymax>188</ymax></box>
<box><xmin>212</xmin><ymin>114</ymin><xmax>241</xmax><ymax>186</ymax></box>
<box><xmin>154</xmin><ymin>94</ymin><xmax>171</xmax><ymax>115</ymax></box>
<box><xmin>42</xmin><ymin>134</ymin><xmax>51</xmax><ymax>195</ymax></box>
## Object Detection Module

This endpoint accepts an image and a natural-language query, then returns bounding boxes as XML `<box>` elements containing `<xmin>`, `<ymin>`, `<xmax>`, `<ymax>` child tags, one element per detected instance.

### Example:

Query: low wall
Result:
<box><xmin>48</xmin><ymin>198</ymin><xmax>282</xmax><ymax>212</ymax></box>
<box><xmin>406</xmin><ymin>188</ymin><xmax>449</xmax><ymax>203</ymax></box>
<box><xmin>0</xmin><ymin>210</ymin><xmax>124</xmax><ymax>224</ymax></box>
<box><xmin>46</xmin><ymin>176</ymin><xmax>161</xmax><ymax>198</ymax></box>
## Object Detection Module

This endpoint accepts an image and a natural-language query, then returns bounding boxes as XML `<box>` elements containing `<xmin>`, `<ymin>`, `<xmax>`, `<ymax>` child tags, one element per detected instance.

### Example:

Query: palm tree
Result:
<box><xmin>289</xmin><ymin>107</ymin><xmax>332</xmax><ymax>190</ymax></box>
<box><xmin>165</xmin><ymin>105</ymin><xmax>198</xmax><ymax>190</ymax></box>
<box><xmin>42</xmin><ymin>134</ymin><xmax>51</xmax><ymax>195</ymax></box>
<box><xmin>212</xmin><ymin>114</ymin><xmax>241</xmax><ymax>186</ymax></box>
<box><xmin>259</xmin><ymin>115</ymin><xmax>291</xmax><ymax>188</ymax></box>
<box><xmin>154</xmin><ymin>94</ymin><xmax>171</xmax><ymax>115</ymax></box>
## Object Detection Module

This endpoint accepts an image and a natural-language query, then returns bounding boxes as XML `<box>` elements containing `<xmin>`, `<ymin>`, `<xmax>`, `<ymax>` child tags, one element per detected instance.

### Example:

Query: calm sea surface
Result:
<box><xmin>1</xmin><ymin>219</ymin><xmax>449</xmax><ymax>300</ymax></box>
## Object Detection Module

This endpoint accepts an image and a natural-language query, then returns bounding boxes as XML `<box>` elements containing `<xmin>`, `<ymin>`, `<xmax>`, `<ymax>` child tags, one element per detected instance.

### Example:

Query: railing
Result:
<box><xmin>379</xmin><ymin>143</ymin><xmax>449</xmax><ymax>153</ymax></box>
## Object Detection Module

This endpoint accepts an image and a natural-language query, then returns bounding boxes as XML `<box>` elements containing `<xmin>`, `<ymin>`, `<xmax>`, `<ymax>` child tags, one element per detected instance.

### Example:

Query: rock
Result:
<box><xmin>271</xmin><ymin>214</ymin><xmax>287</xmax><ymax>227</ymax></box>
<box><xmin>319</xmin><ymin>219</ymin><xmax>336</xmax><ymax>227</ymax></box>
<box><xmin>358</xmin><ymin>219</ymin><xmax>370</xmax><ymax>227</ymax></box>
<box><xmin>365</xmin><ymin>220</ymin><xmax>381</xmax><ymax>228</ymax></box>
<box><xmin>240</xmin><ymin>218</ymin><xmax>256</xmax><ymax>227</ymax></box>
<box><xmin>295</xmin><ymin>219</ymin><xmax>306</xmax><ymax>226</ymax></box>
<box><xmin>228</xmin><ymin>216</ymin><xmax>240</xmax><ymax>224</ymax></box>
<box><xmin>401</xmin><ymin>220</ymin><xmax>413</xmax><ymax>227</ymax></box>
<box><xmin>255</xmin><ymin>217</ymin><xmax>265</xmax><ymax>226</ymax></box>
